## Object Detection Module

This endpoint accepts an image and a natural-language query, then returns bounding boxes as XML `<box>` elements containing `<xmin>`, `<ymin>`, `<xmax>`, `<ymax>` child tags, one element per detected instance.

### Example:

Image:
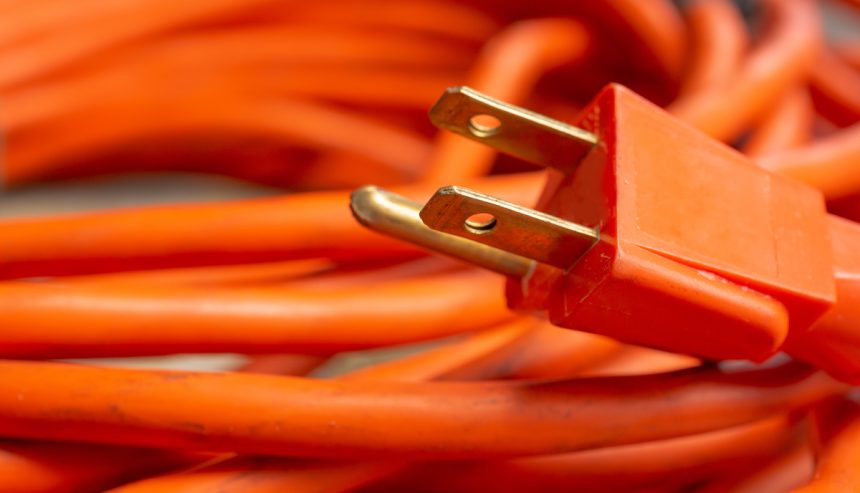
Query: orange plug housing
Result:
<box><xmin>789</xmin><ymin>215</ymin><xmax>860</xmax><ymax>382</ymax></box>
<box><xmin>507</xmin><ymin>85</ymin><xmax>837</xmax><ymax>362</ymax></box>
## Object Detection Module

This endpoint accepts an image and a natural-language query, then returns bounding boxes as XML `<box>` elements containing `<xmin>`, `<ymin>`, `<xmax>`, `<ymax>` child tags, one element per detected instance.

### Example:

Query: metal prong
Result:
<box><xmin>420</xmin><ymin>186</ymin><xmax>598</xmax><ymax>270</ymax></box>
<box><xmin>429</xmin><ymin>86</ymin><xmax>598</xmax><ymax>172</ymax></box>
<box><xmin>350</xmin><ymin>186</ymin><xmax>535</xmax><ymax>277</ymax></box>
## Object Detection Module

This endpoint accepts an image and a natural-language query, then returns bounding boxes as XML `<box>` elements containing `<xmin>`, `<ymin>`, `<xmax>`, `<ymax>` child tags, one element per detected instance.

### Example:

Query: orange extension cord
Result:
<box><xmin>0</xmin><ymin>0</ymin><xmax>859</xmax><ymax>492</ymax></box>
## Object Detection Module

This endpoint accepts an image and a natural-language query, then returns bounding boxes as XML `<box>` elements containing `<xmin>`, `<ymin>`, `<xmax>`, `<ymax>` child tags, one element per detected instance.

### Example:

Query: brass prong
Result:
<box><xmin>428</xmin><ymin>86</ymin><xmax>598</xmax><ymax>172</ymax></box>
<box><xmin>419</xmin><ymin>186</ymin><xmax>598</xmax><ymax>270</ymax></box>
<box><xmin>350</xmin><ymin>186</ymin><xmax>535</xmax><ymax>277</ymax></box>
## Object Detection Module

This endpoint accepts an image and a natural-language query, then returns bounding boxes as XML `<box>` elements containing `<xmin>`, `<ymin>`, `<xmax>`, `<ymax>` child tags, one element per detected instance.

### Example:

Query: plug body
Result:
<box><xmin>508</xmin><ymin>84</ymin><xmax>836</xmax><ymax>362</ymax></box>
<box><xmin>788</xmin><ymin>215</ymin><xmax>860</xmax><ymax>382</ymax></box>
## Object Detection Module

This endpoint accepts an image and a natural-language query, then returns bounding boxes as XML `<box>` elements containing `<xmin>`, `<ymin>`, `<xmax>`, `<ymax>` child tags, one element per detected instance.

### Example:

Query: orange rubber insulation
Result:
<box><xmin>670</xmin><ymin>0</ymin><xmax>821</xmax><ymax>141</ymax></box>
<box><xmin>0</xmin><ymin>361</ymin><xmax>842</xmax><ymax>458</ymax></box>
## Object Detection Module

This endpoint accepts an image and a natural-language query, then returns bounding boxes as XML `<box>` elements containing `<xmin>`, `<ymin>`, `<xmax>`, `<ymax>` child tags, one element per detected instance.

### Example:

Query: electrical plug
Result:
<box><xmin>351</xmin><ymin>84</ymin><xmax>860</xmax><ymax>382</ymax></box>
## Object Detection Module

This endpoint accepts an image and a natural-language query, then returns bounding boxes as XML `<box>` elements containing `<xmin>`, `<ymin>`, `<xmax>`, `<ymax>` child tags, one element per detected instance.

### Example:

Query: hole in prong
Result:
<box><xmin>464</xmin><ymin>212</ymin><xmax>497</xmax><ymax>235</ymax></box>
<box><xmin>467</xmin><ymin>114</ymin><xmax>501</xmax><ymax>138</ymax></box>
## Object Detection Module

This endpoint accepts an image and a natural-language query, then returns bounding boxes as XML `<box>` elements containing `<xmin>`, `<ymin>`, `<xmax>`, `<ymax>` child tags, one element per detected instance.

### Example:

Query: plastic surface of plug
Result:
<box><xmin>508</xmin><ymin>84</ymin><xmax>836</xmax><ymax>362</ymax></box>
<box><xmin>788</xmin><ymin>215</ymin><xmax>860</xmax><ymax>381</ymax></box>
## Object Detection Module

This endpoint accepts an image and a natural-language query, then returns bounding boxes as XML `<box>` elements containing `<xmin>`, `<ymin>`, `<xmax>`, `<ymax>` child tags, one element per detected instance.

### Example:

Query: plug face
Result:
<box><xmin>513</xmin><ymin>84</ymin><xmax>836</xmax><ymax>361</ymax></box>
